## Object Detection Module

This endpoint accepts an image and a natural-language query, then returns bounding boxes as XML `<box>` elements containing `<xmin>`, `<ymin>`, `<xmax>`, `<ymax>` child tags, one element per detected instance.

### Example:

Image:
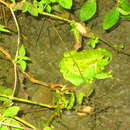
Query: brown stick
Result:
<box><xmin>23</xmin><ymin>72</ymin><xmax>64</xmax><ymax>89</ymax></box>
<box><xmin>0</xmin><ymin>46</ymin><xmax>12</xmax><ymax>60</ymax></box>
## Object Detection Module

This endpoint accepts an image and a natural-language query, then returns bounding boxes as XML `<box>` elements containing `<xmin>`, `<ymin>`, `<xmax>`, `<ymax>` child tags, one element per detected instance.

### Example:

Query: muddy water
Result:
<box><xmin>0</xmin><ymin>0</ymin><xmax>130</xmax><ymax>129</ymax></box>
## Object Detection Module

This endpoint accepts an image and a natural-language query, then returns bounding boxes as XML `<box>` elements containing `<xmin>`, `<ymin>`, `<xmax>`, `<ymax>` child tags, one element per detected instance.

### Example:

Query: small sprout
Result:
<box><xmin>13</xmin><ymin>44</ymin><xmax>31</xmax><ymax>72</ymax></box>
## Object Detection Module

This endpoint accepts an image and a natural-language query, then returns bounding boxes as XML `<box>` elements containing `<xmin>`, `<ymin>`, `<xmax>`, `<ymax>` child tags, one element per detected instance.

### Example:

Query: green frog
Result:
<box><xmin>59</xmin><ymin>48</ymin><xmax>112</xmax><ymax>86</ymax></box>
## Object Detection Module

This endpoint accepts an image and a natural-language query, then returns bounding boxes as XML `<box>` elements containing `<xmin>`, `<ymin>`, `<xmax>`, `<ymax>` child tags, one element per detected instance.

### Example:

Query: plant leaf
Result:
<box><xmin>67</xmin><ymin>92</ymin><xmax>75</xmax><ymax>109</ymax></box>
<box><xmin>22</xmin><ymin>1</ymin><xmax>31</xmax><ymax>13</ymax></box>
<box><xmin>3</xmin><ymin>106</ymin><xmax>20</xmax><ymax>117</ymax></box>
<box><xmin>80</xmin><ymin>0</ymin><xmax>97</xmax><ymax>21</ymax></box>
<box><xmin>86</xmin><ymin>36</ymin><xmax>99</xmax><ymax>48</ymax></box>
<box><xmin>28</xmin><ymin>6</ymin><xmax>38</xmax><ymax>16</ymax></box>
<box><xmin>120</xmin><ymin>15</ymin><xmax>130</xmax><ymax>19</ymax></box>
<box><xmin>2</xmin><ymin>118</ymin><xmax>21</xmax><ymax>130</ymax></box>
<box><xmin>17</xmin><ymin>60</ymin><xmax>27</xmax><ymax>71</ymax></box>
<box><xmin>0</xmin><ymin>86</ymin><xmax>13</xmax><ymax>106</ymax></box>
<box><xmin>0</xmin><ymin>25</ymin><xmax>10</xmax><ymax>33</ymax></box>
<box><xmin>16</xmin><ymin>56</ymin><xmax>31</xmax><ymax>61</ymax></box>
<box><xmin>103</xmin><ymin>8</ymin><xmax>120</xmax><ymax>30</ymax></box>
<box><xmin>119</xmin><ymin>0</ymin><xmax>130</xmax><ymax>12</ymax></box>
<box><xmin>76</xmin><ymin>92</ymin><xmax>85</xmax><ymax>105</ymax></box>
<box><xmin>19</xmin><ymin>44</ymin><xmax>26</xmax><ymax>56</ymax></box>
<box><xmin>117</xmin><ymin>7</ymin><xmax>130</xmax><ymax>15</ymax></box>
<box><xmin>58</xmin><ymin>0</ymin><xmax>72</xmax><ymax>9</ymax></box>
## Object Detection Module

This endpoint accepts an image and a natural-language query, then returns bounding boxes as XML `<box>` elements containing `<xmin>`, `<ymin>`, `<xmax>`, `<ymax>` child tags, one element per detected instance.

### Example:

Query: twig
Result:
<box><xmin>0</xmin><ymin>93</ymin><xmax>55</xmax><ymax>108</ymax></box>
<box><xmin>87</xmin><ymin>28</ymin><xmax>130</xmax><ymax>56</ymax></box>
<box><xmin>9</xmin><ymin>7</ymin><xmax>21</xmax><ymax>96</ymax></box>
<box><xmin>23</xmin><ymin>72</ymin><xmax>64</xmax><ymax>89</ymax></box>
<box><xmin>0</xmin><ymin>121</ymin><xmax>33</xmax><ymax>130</ymax></box>
<box><xmin>0</xmin><ymin>47</ymin><xmax>12</xmax><ymax>60</ymax></box>
<box><xmin>0</xmin><ymin>0</ymin><xmax>21</xmax><ymax>96</ymax></box>
<box><xmin>14</xmin><ymin>116</ymin><xmax>37</xmax><ymax>129</ymax></box>
<box><xmin>0</xmin><ymin>46</ymin><xmax>64</xmax><ymax>89</ymax></box>
<box><xmin>40</xmin><ymin>11</ymin><xmax>72</xmax><ymax>23</ymax></box>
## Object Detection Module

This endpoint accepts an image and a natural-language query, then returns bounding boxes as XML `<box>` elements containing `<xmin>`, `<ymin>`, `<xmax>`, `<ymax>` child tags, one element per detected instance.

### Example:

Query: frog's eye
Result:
<box><xmin>102</xmin><ymin>56</ymin><xmax>112</xmax><ymax>63</ymax></box>
<box><xmin>102</xmin><ymin>56</ymin><xmax>110</xmax><ymax>60</ymax></box>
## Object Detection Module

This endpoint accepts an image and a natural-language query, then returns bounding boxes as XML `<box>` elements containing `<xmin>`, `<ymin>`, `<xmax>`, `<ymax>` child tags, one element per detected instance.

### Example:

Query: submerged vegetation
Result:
<box><xmin>0</xmin><ymin>0</ymin><xmax>130</xmax><ymax>129</ymax></box>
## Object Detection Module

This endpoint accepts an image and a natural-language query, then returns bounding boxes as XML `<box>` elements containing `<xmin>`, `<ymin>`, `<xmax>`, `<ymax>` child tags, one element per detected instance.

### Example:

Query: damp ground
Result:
<box><xmin>0</xmin><ymin>0</ymin><xmax>130</xmax><ymax>129</ymax></box>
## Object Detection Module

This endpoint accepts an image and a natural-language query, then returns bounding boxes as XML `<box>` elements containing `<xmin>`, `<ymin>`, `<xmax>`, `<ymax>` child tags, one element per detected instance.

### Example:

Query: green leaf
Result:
<box><xmin>0</xmin><ymin>86</ymin><xmax>12</xmax><ymax>96</ymax></box>
<box><xmin>120</xmin><ymin>15</ymin><xmax>130</xmax><ymax>19</ymax></box>
<box><xmin>103</xmin><ymin>8</ymin><xmax>120</xmax><ymax>30</ymax></box>
<box><xmin>16</xmin><ymin>56</ymin><xmax>31</xmax><ymax>61</ymax></box>
<box><xmin>0</xmin><ymin>25</ymin><xmax>10</xmax><ymax>33</ymax></box>
<box><xmin>0</xmin><ymin>86</ymin><xmax>13</xmax><ymax>106</ymax></box>
<box><xmin>3</xmin><ymin>106</ymin><xmax>20</xmax><ymax>117</ymax></box>
<box><xmin>58</xmin><ymin>0</ymin><xmax>72</xmax><ymax>9</ymax></box>
<box><xmin>80</xmin><ymin>0</ymin><xmax>97</xmax><ymax>21</ymax></box>
<box><xmin>119</xmin><ymin>0</ymin><xmax>130</xmax><ymax>12</ymax></box>
<box><xmin>17</xmin><ymin>60</ymin><xmax>27</xmax><ymax>71</ymax></box>
<box><xmin>76</xmin><ymin>92</ymin><xmax>85</xmax><ymax>105</ymax></box>
<box><xmin>3</xmin><ymin>118</ymin><xmax>22</xmax><ymax>130</ymax></box>
<box><xmin>67</xmin><ymin>92</ymin><xmax>75</xmax><ymax>109</ymax></box>
<box><xmin>22</xmin><ymin>1</ymin><xmax>31</xmax><ymax>13</ymax></box>
<box><xmin>19</xmin><ymin>44</ymin><xmax>26</xmax><ymax>56</ymax></box>
<box><xmin>86</xmin><ymin>37</ymin><xmax>99</xmax><ymax>48</ymax></box>
<box><xmin>117</xmin><ymin>7</ymin><xmax>130</xmax><ymax>15</ymax></box>
<box><xmin>28</xmin><ymin>6</ymin><xmax>38</xmax><ymax>16</ymax></box>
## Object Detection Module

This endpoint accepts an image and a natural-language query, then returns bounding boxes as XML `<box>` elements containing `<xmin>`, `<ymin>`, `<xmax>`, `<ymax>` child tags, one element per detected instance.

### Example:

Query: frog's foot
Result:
<box><xmin>95</xmin><ymin>72</ymin><xmax>112</xmax><ymax>79</ymax></box>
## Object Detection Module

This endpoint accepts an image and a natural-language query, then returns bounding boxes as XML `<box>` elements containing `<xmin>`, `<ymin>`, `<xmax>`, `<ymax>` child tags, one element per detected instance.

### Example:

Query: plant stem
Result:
<box><xmin>14</xmin><ymin>116</ymin><xmax>37</xmax><ymax>129</ymax></box>
<box><xmin>0</xmin><ymin>94</ymin><xmax>55</xmax><ymax>108</ymax></box>
<box><xmin>9</xmin><ymin>7</ymin><xmax>21</xmax><ymax>96</ymax></box>
<box><xmin>40</xmin><ymin>11</ymin><xmax>73</xmax><ymax>23</ymax></box>
<box><xmin>0</xmin><ymin>121</ymin><xmax>31</xmax><ymax>129</ymax></box>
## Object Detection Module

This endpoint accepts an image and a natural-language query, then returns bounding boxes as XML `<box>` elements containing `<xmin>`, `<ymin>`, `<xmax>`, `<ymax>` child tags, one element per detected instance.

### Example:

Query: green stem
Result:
<box><xmin>40</xmin><ymin>11</ymin><xmax>73</xmax><ymax>23</ymax></box>
<box><xmin>14</xmin><ymin>116</ymin><xmax>37</xmax><ymax>129</ymax></box>
<box><xmin>0</xmin><ymin>94</ymin><xmax>55</xmax><ymax>109</ymax></box>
